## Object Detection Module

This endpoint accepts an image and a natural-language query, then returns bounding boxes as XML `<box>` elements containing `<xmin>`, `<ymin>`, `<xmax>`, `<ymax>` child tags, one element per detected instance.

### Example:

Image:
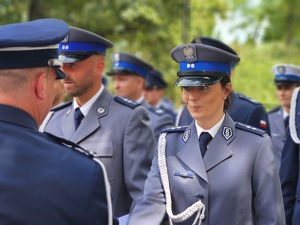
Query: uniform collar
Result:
<box><xmin>0</xmin><ymin>104</ymin><xmax>38</xmax><ymax>130</ymax></box>
<box><xmin>195</xmin><ymin>113</ymin><xmax>225</xmax><ymax>138</ymax></box>
<box><xmin>73</xmin><ymin>85</ymin><xmax>104</xmax><ymax>116</ymax></box>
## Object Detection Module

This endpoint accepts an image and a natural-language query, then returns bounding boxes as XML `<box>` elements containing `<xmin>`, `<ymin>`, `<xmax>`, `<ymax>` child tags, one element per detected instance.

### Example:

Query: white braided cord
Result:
<box><xmin>157</xmin><ymin>133</ymin><xmax>205</xmax><ymax>225</ymax></box>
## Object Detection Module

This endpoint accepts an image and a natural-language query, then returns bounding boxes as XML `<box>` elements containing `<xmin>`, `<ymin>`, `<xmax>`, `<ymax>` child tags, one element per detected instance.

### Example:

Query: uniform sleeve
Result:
<box><xmin>123</xmin><ymin>106</ymin><xmax>156</xmax><ymax>203</ymax></box>
<box><xmin>153</xmin><ymin>113</ymin><xmax>174</xmax><ymax>143</ymax></box>
<box><xmin>85</xmin><ymin>162</ymin><xmax>119</xmax><ymax>225</ymax></box>
<box><xmin>128</xmin><ymin>149</ymin><xmax>167</xmax><ymax>225</ymax></box>
<box><xmin>246</xmin><ymin>105</ymin><xmax>270</xmax><ymax>135</ymax></box>
<box><xmin>279</xmin><ymin>130</ymin><xmax>299</xmax><ymax>224</ymax></box>
<box><xmin>252</xmin><ymin>135</ymin><xmax>285</xmax><ymax>225</ymax></box>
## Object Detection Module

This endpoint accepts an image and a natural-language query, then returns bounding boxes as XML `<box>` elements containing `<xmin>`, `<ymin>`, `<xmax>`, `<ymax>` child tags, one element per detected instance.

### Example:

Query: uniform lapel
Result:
<box><xmin>177</xmin><ymin>123</ymin><xmax>208</xmax><ymax>182</ymax></box>
<box><xmin>70</xmin><ymin>88</ymin><xmax>112</xmax><ymax>143</ymax></box>
<box><xmin>203</xmin><ymin>114</ymin><xmax>235</xmax><ymax>171</ymax></box>
<box><xmin>61</xmin><ymin>106</ymin><xmax>77</xmax><ymax>140</ymax></box>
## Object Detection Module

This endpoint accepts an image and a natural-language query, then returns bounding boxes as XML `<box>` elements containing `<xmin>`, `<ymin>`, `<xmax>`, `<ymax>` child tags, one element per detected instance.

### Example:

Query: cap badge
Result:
<box><xmin>180</xmin><ymin>45</ymin><xmax>197</xmax><ymax>62</ymax></box>
<box><xmin>277</xmin><ymin>66</ymin><xmax>286</xmax><ymax>74</ymax></box>
<box><xmin>97</xmin><ymin>107</ymin><xmax>106</xmax><ymax>115</ymax></box>
<box><xmin>113</xmin><ymin>53</ymin><xmax>120</xmax><ymax>62</ymax></box>
<box><xmin>222</xmin><ymin>126</ymin><xmax>233</xmax><ymax>140</ymax></box>
<box><xmin>182</xmin><ymin>129</ymin><xmax>191</xmax><ymax>142</ymax></box>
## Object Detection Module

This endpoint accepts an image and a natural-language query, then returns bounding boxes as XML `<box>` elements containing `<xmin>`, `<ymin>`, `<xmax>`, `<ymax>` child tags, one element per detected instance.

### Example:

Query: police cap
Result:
<box><xmin>171</xmin><ymin>43</ymin><xmax>240</xmax><ymax>87</ymax></box>
<box><xmin>272</xmin><ymin>64</ymin><xmax>300</xmax><ymax>86</ymax></box>
<box><xmin>107</xmin><ymin>52</ymin><xmax>153</xmax><ymax>78</ymax></box>
<box><xmin>145</xmin><ymin>69</ymin><xmax>167</xmax><ymax>89</ymax></box>
<box><xmin>0</xmin><ymin>18</ymin><xmax>69</xmax><ymax>79</ymax></box>
<box><xmin>59</xmin><ymin>26</ymin><xmax>113</xmax><ymax>63</ymax></box>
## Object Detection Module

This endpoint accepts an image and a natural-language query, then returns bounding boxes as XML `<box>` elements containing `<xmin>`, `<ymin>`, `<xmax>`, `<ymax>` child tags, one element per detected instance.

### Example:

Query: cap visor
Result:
<box><xmin>174</xmin><ymin>76</ymin><xmax>223</xmax><ymax>87</ymax></box>
<box><xmin>55</xmin><ymin>67</ymin><xmax>66</xmax><ymax>80</ymax></box>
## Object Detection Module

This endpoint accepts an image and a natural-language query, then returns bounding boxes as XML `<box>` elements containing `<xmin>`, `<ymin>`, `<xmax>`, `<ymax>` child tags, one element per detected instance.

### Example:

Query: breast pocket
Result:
<box><xmin>80</xmin><ymin>139</ymin><xmax>114</xmax><ymax>180</ymax></box>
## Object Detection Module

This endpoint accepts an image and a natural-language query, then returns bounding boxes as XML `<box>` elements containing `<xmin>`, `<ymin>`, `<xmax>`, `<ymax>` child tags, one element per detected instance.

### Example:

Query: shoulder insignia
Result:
<box><xmin>161</xmin><ymin>126</ymin><xmax>187</xmax><ymax>133</ymax></box>
<box><xmin>237</xmin><ymin>94</ymin><xmax>261</xmax><ymax>105</ymax></box>
<box><xmin>235</xmin><ymin>122</ymin><xmax>266</xmax><ymax>137</ymax></box>
<box><xmin>44</xmin><ymin>132</ymin><xmax>96</xmax><ymax>159</ymax></box>
<box><xmin>147</xmin><ymin>106</ymin><xmax>165</xmax><ymax>115</ymax></box>
<box><xmin>50</xmin><ymin>101</ymin><xmax>72</xmax><ymax>112</ymax></box>
<box><xmin>268</xmin><ymin>106</ymin><xmax>281</xmax><ymax>114</ymax></box>
<box><xmin>114</xmin><ymin>96</ymin><xmax>140</xmax><ymax>108</ymax></box>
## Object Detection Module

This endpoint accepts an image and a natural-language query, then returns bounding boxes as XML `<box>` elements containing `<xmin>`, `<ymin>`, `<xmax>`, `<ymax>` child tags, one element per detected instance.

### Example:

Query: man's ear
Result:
<box><xmin>35</xmin><ymin>72</ymin><xmax>47</xmax><ymax>100</ymax></box>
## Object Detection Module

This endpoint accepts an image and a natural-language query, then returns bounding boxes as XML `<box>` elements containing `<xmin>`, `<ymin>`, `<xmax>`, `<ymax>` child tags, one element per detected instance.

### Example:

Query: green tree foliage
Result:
<box><xmin>1</xmin><ymin>0</ymin><xmax>300</xmax><ymax>109</ymax></box>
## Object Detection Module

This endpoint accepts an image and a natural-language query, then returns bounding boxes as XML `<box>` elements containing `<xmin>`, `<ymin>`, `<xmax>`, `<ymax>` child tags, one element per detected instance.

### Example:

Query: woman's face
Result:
<box><xmin>181</xmin><ymin>82</ymin><xmax>232</xmax><ymax>128</ymax></box>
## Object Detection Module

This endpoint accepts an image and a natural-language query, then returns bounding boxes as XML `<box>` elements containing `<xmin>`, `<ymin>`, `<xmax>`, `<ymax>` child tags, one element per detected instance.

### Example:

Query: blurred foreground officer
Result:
<box><xmin>0</xmin><ymin>19</ymin><xmax>116</xmax><ymax>225</ymax></box>
<box><xmin>280</xmin><ymin>86</ymin><xmax>300</xmax><ymax>225</ymax></box>
<box><xmin>107</xmin><ymin>52</ymin><xmax>174</xmax><ymax>142</ymax></box>
<box><xmin>128</xmin><ymin>43</ymin><xmax>285</xmax><ymax>225</ymax></box>
<box><xmin>144</xmin><ymin>69</ymin><xmax>177</xmax><ymax>123</ymax></box>
<box><xmin>268</xmin><ymin>64</ymin><xmax>300</xmax><ymax>170</ymax></box>
<box><xmin>43</xmin><ymin>26</ymin><xmax>155</xmax><ymax>219</ymax></box>
<box><xmin>176</xmin><ymin>36</ymin><xmax>270</xmax><ymax>134</ymax></box>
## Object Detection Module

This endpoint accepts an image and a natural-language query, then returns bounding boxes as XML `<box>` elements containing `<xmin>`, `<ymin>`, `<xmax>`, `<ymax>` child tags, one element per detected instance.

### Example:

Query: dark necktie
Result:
<box><xmin>199</xmin><ymin>132</ymin><xmax>212</xmax><ymax>157</ymax></box>
<box><xmin>74</xmin><ymin>108</ymin><xmax>84</xmax><ymax>130</ymax></box>
<box><xmin>284</xmin><ymin>115</ymin><xmax>289</xmax><ymax>129</ymax></box>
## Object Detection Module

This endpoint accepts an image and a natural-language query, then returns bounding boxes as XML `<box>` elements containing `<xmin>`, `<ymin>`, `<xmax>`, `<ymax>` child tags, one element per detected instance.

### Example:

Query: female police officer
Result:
<box><xmin>128</xmin><ymin>42</ymin><xmax>285</xmax><ymax>225</ymax></box>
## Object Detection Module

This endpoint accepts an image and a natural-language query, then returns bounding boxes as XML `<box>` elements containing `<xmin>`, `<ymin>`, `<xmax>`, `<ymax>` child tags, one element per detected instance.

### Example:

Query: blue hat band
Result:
<box><xmin>0</xmin><ymin>49</ymin><xmax>58</xmax><ymax>69</ymax></box>
<box><xmin>275</xmin><ymin>74</ymin><xmax>300</xmax><ymax>82</ymax></box>
<box><xmin>59</xmin><ymin>41</ymin><xmax>107</xmax><ymax>55</ymax></box>
<box><xmin>113</xmin><ymin>61</ymin><xmax>149</xmax><ymax>77</ymax></box>
<box><xmin>179</xmin><ymin>61</ymin><xmax>231</xmax><ymax>75</ymax></box>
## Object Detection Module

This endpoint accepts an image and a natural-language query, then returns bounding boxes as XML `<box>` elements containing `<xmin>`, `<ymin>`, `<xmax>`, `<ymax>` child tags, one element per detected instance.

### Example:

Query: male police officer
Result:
<box><xmin>268</xmin><ymin>64</ymin><xmax>300</xmax><ymax>170</ymax></box>
<box><xmin>144</xmin><ymin>69</ymin><xmax>177</xmax><ymax>123</ymax></box>
<box><xmin>107</xmin><ymin>52</ymin><xmax>174</xmax><ymax>142</ymax></box>
<box><xmin>0</xmin><ymin>19</ymin><xmax>116</xmax><ymax>225</ymax></box>
<box><xmin>42</xmin><ymin>26</ymin><xmax>155</xmax><ymax>220</ymax></box>
<box><xmin>176</xmin><ymin>36</ymin><xmax>270</xmax><ymax>135</ymax></box>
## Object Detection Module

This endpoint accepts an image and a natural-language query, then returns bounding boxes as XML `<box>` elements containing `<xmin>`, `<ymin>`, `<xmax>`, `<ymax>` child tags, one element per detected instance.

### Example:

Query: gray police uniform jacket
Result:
<box><xmin>128</xmin><ymin>113</ymin><xmax>285</xmax><ymax>225</ymax></box>
<box><xmin>43</xmin><ymin>88</ymin><xmax>156</xmax><ymax>217</ymax></box>
<box><xmin>142</xmin><ymin>101</ymin><xmax>174</xmax><ymax>142</ymax></box>
<box><xmin>268</xmin><ymin>106</ymin><xmax>286</xmax><ymax>170</ymax></box>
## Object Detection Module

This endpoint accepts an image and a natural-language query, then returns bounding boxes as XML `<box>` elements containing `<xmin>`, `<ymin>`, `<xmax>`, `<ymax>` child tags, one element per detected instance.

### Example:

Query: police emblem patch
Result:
<box><xmin>182</xmin><ymin>129</ymin><xmax>191</xmax><ymax>143</ymax></box>
<box><xmin>97</xmin><ymin>107</ymin><xmax>105</xmax><ymax>115</ymax></box>
<box><xmin>222</xmin><ymin>127</ymin><xmax>233</xmax><ymax>140</ymax></box>
<box><xmin>180</xmin><ymin>45</ymin><xmax>197</xmax><ymax>62</ymax></box>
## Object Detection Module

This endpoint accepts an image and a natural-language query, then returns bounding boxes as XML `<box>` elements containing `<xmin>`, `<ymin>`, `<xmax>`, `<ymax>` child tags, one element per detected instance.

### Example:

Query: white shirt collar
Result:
<box><xmin>73</xmin><ymin>85</ymin><xmax>104</xmax><ymax>116</ymax></box>
<box><xmin>136</xmin><ymin>96</ymin><xmax>144</xmax><ymax>104</ymax></box>
<box><xmin>195</xmin><ymin>113</ymin><xmax>225</xmax><ymax>138</ymax></box>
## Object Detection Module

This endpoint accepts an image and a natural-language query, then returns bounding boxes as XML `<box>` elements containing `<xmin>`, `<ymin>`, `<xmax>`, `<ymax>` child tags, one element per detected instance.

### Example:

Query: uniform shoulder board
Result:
<box><xmin>44</xmin><ymin>132</ymin><xmax>96</xmax><ymax>159</ymax></box>
<box><xmin>147</xmin><ymin>106</ymin><xmax>165</xmax><ymax>115</ymax></box>
<box><xmin>268</xmin><ymin>106</ymin><xmax>281</xmax><ymax>114</ymax></box>
<box><xmin>161</xmin><ymin>126</ymin><xmax>187</xmax><ymax>133</ymax></box>
<box><xmin>50</xmin><ymin>101</ymin><xmax>72</xmax><ymax>112</ymax></box>
<box><xmin>235</xmin><ymin>122</ymin><xmax>266</xmax><ymax>137</ymax></box>
<box><xmin>114</xmin><ymin>96</ymin><xmax>140</xmax><ymax>108</ymax></box>
<box><xmin>237</xmin><ymin>93</ymin><xmax>261</xmax><ymax>105</ymax></box>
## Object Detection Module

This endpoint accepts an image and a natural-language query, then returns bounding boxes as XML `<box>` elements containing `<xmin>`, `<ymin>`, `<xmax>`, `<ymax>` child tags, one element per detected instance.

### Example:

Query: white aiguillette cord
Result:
<box><xmin>157</xmin><ymin>133</ymin><xmax>205</xmax><ymax>225</ymax></box>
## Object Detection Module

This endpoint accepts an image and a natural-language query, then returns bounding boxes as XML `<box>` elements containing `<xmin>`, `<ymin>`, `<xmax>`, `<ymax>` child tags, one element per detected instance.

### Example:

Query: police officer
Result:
<box><xmin>42</xmin><ymin>26</ymin><xmax>155</xmax><ymax>220</ymax></box>
<box><xmin>176</xmin><ymin>36</ymin><xmax>270</xmax><ymax>135</ymax></box>
<box><xmin>128</xmin><ymin>42</ymin><xmax>285</xmax><ymax>225</ymax></box>
<box><xmin>107</xmin><ymin>52</ymin><xmax>174</xmax><ymax>142</ymax></box>
<box><xmin>280</xmin><ymin>86</ymin><xmax>300</xmax><ymax>225</ymax></box>
<box><xmin>144</xmin><ymin>69</ymin><xmax>177</xmax><ymax>123</ymax></box>
<box><xmin>268</xmin><ymin>64</ymin><xmax>300</xmax><ymax>170</ymax></box>
<box><xmin>0</xmin><ymin>19</ymin><xmax>116</xmax><ymax>225</ymax></box>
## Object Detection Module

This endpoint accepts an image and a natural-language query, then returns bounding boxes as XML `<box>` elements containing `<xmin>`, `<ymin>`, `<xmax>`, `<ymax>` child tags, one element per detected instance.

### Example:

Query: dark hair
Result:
<box><xmin>220</xmin><ymin>76</ymin><xmax>231</xmax><ymax>110</ymax></box>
